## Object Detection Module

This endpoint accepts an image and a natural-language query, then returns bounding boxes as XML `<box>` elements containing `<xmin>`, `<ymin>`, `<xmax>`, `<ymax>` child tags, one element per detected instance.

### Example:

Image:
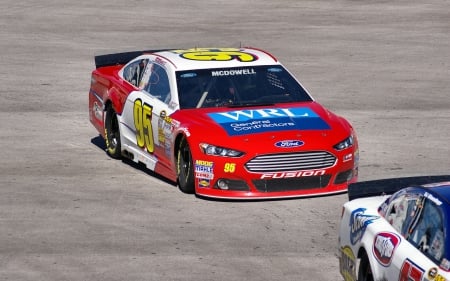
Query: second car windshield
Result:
<box><xmin>176</xmin><ymin>65</ymin><xmax>313</xmax><ymax>109</ymax></box>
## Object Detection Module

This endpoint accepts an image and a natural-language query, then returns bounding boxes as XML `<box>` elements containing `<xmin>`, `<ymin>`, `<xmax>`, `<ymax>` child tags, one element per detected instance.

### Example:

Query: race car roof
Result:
<box><xmin>422</xmin><ymin>181</ymin><xmax>450</xmax><ymax>204</ymax></box>
<box><xmin>151</xmin><ymin>48</ymin><xmax>280</xmax><ymax>71</ymax></box>
<box><xmin>95</xmin><ymin>47</ymin><xmax>280</xmax><ymax>70</ymax></box>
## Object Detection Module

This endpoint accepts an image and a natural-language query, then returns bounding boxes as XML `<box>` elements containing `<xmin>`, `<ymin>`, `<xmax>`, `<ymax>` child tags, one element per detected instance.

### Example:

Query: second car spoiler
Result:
<box><xmin>94</xmin><ymin>49</ymin><xmax>170</xmax><ymax>69</ymax></box>
<box><xmin>348</xmin><ymin>175</ymin><xmax>450</xmax><ymax>201</ymax></box>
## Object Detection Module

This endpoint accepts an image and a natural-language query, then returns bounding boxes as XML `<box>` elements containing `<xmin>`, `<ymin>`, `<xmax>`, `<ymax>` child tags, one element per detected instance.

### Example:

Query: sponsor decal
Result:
<box><xmin>435</xmin><ymin>273</ymin><xmax>447</xmax><ymax>281</ymax></box>
<box><xmin>157</xmin><ymin>111</ymin><xmax>167</xmax><ymax>145</ymax></box>
<box><xmin>93</xmin><ymin>101</ymin><xmax>102</xmax><ymax>120</ymax></box>
<box><xmin>195</xmin><ymin>160</ymin><xmax>214</xmax><ymax>179</ymax></box>
<box><xmin>169</xmin><ymin>101</ymin><xmax>178</xmax><ymax>110</ymax></box>
<box><xmin>441</xmin><ymin>259</ymin><xmax>450</xmax><ymax>271</ymax></box>
<box><xmin>274</xmin><ymin>140</ymin><xmax>304</xmax><ymax>148</ymax></box>
<box><xmin>211</xmin><ymin>68</ymin><xmax>256</xmax><ymax>76</ymax></box>
<box><xmin>373</xmin><ymin>232</ymin><xmax>401</xmax><ymax>266</ymax></box>
<box><xmin>157</xmin><ymin>110</ymin><xmax>175</xmax><ymax>155</ymax></box>
<box><xmin>260</xmin><ymin>170</ymin><xmax>325</xmax><ymax>179</ymax></box>
<box><xmin>154</xmin><ymin>56</ymin><xmax>166</xmax><ymax>66</ymax></box>
<box><xmin>339</xmin><ymin>246</ymin><xmax>356</xmax><ymax>281</ymax></box>
<box><xmin>428</xmin><ymin>267</ymin><xmax>438</xmax><ymax>279</ymax></box>
<box><xmin>198</xmin><ymin>178</ymin><xmax>211</xmax><ymax>188</ymax></box>
<box><xmin>181</xmin><ymin>127</ymin><xmax>191</xmax><ymax>137</ymax></box>
<box><xmin>172</xmin><ymin>48</ymin><xmax>257</xmax><ymax>62</ymax></box>
<box><xmin>209</xmin><ymin>107</ymin><xmax>330</xmax><ymax>136</ymax></box>
<box><xmin>90</xmin><ymin>90</ymin><xmax>104</xmax><ymax>120</ymax></box>
<box><xmin>195</xmin><ymin>160</ymin><xmax>213</xmax><ymax>167</ymax></box>
<box><xmin>196</xmin><ymin>172</ymin><xmax>213</xmax><ymax>180</ymax></box>
<box><xmin>170</xmin><ymin>118</ymin><xmax>180</xmax><ymax>128</ymax></box>
<box><xmin>400</xmin><ymin>259</ymin><xmax>424</xmax><ymax>281</ymax></box>
<box><xmin>343</xmin><ymin>153</ymin><xmax>353</xmax><ymax>162</ymax></box>
<box><xmin>427</xmin><ymin>267</ymin><xmax>447</xmax><ymax>281</ymax></box>
<box><xmin>424</xmin><ymin>191</ymin><xmax>443</xmax><ymax>206</ymax></box>
<box><xmin>349</xmin><ymin>208</ymin><xmax>379</xmax><ymax>245</ymax></box>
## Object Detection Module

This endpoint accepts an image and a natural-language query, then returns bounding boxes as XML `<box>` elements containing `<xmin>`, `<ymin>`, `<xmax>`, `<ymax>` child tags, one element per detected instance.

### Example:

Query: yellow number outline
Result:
<box><xmin>133</xmin><ymin>99</ymin><xmax>154</xmax><ymax>153</ymax></box>
<box><xmin>173</xmin><ymin>48</ymin><xmax>257</xmax><ymax>62</ymax></box>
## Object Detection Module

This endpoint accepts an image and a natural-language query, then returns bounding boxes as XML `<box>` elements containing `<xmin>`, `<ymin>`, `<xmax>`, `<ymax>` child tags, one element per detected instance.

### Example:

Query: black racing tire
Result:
<box><xmin>358</xmin><ymin>252</ymin><xmax>374</xmax><ymax>281</ymax></box>
<box><xmin>177</xmin><ymin>137</ymin><xmax>195</xmax><ymax>194</ymax></box>
<box><xmin>104</xmin><ymin>105</ymin><xmax>121</xmax><ymax>159</ymax></box>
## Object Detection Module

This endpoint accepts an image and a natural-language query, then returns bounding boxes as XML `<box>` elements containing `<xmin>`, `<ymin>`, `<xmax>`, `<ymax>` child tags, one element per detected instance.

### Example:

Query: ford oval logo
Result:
<box><xmin>274</xmin><ymin>140</ymin><xmax>304</xmax><ymax>148</ymax></box>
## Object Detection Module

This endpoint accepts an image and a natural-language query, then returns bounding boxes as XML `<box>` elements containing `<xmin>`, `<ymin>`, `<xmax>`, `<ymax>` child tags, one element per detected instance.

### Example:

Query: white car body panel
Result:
<box><xmin>119</xmin><ymin>90</ymin><xmax>175</xmax><ymax>171</ymax></box>
<box><xmin>339</xmin><ymin>195</ymin><xmax>449</xmax><ymax>281</ymax></box>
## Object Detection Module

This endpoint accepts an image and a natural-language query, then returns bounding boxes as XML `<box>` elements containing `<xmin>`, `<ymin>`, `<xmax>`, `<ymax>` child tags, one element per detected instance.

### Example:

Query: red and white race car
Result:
<box><xmin>339</xmin><ymin>176</ymin><xmax>450</xmax><ymax>281</ymax></box>
<box><xmin>88</xmin><ymin>47</ymin><xmax>358</xmax><ymax>199</ymax></box>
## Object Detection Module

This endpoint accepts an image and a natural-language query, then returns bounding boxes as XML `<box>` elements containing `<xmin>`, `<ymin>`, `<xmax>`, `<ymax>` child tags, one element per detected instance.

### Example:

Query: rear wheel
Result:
<box><xmin>177</xmin><ymin>137</ymin><xmax>195</xmax><ymax>194</ymax></box>
<box><xmin>104</xmin><ymin>105</ymin><xmax>121</xmax><ymax>159</ymax></box>
<box><xmin>358</xmin><ymin>252</ymin><xmax>374</xmax><ymax>281</ymax></box>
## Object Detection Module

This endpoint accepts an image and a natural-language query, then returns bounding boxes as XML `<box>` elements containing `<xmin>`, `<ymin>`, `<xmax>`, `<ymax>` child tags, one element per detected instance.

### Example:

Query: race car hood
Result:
<box><xmin>172</xmin><ymin>101</ymin><xmax>354</xmax><ymax>151</ymax></box>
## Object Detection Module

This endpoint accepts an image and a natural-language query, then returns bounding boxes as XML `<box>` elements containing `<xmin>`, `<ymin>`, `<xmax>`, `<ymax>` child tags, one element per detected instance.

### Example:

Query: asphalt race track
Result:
<box><xmin>1</xmin><ymin>1</ymin><xmax>449</xmax><ymax>280</ymax></box>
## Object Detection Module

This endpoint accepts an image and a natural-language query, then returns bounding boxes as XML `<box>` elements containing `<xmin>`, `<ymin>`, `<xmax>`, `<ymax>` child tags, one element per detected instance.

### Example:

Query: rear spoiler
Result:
<box><xmin>94</xmin><ymin>49</ymin><xmax>170</xmax><ymax>69</ymax></box>
<box><xmin>348</xmin><ymin>175</ymin><xmax>450</xmax><ymax>201</ymax></box>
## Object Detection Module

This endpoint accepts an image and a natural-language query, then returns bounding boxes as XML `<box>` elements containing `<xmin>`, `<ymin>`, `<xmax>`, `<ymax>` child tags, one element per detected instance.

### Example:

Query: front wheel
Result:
<box><xmin>358</xmin><ymin>252</ymin><xmax>374</xmax><ymax>281</ymax></box>
<box><xmin>177</xmin><ymin>137</ymin><xmax>195</xmax><ymax>194</ymax></box>
<box><xmin>104</xmin><ymin>106</ymin><xmax>121</xmax><ymax>159</ymax></box>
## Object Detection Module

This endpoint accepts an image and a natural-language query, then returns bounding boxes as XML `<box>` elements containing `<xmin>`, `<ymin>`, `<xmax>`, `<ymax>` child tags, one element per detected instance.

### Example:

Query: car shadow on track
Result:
<box><xmin>90</xmin><ymin>135</ymin><xmax>107</xmax><ymax>150</ymax></box>
<box><xmin>90</xmin><ymin>135</ymin><xmax>177</xmax><ymax>186</ymax></box>
<box><xmin>91</xmin><ymin>135</ymin><xmax>348</xmax><ymax>202</ymax></box>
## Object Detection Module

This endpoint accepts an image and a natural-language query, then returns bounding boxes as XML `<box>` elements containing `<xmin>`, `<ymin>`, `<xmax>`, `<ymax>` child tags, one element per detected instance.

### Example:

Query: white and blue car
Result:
<box><xmin>339</xmin><ymin>176</ymin><xmax>450</xmax><ymax>281</ymax></box>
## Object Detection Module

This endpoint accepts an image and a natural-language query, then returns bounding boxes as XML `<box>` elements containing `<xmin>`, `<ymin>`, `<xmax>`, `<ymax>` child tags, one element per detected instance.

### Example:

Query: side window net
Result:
<box><xmin>123</xmin><ymin>59</ymin><xmax>148</xmax><ymax>87</ymax></box>
<box><xmin>407</xmin><ymin>198</ymin><xmax>445</xmax><ymax>264</ymax></box>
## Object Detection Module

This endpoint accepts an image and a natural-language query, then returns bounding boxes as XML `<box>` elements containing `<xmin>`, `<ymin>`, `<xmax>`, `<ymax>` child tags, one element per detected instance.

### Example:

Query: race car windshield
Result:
<box><xmin>176</xmin><ymin>65</ymin><xmax>313</xmax><ymax>109</ymax></box>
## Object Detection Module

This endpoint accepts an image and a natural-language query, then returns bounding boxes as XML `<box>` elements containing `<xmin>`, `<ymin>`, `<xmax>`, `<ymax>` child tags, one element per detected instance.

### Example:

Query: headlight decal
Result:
<box><xmin>334</xmin><ymin>135</ymin><xmax>354</xmax><ymax>151</ymax></box>
<box><xmin>199</xmin><ymin>143</ymin><xmax>244</xmax><ymax>157</ymax></box>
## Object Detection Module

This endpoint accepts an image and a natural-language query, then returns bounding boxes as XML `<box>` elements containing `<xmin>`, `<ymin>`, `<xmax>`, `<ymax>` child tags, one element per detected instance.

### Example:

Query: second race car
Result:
<box><xmin>88</xmin><ymin>47</ymin><xmax>359</xmax><ymax>199</ymax></box>
<box><xmin>339</xmin><ymin>176</ymin><xmax>450</xmax><ymax>281</ymax></box>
